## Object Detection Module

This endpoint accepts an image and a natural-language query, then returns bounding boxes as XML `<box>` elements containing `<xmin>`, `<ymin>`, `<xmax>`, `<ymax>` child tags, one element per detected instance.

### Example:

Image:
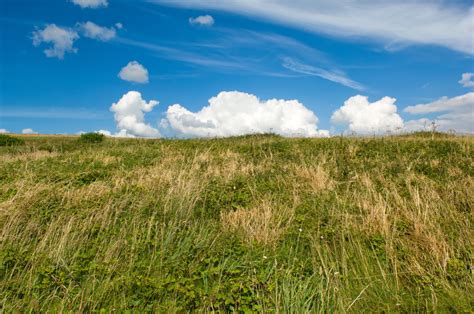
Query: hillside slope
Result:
<box><xmin>1</xmin><ymin>134</ymin><xmax>473</xmax><ymax>312</ymax></box>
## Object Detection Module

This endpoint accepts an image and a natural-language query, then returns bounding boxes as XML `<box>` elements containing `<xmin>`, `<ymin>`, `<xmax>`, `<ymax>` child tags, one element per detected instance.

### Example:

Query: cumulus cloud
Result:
<box><xmin>164</xmin><ymin>91</ymin><xmax>329</xmax><ymax>137</ymax></box>
<box><xmin>72</xmin><ymin>0</ymin><xmax>108</xmax><ymax>9</ymax></box>
<box><xmin>110</xmin><ymin>91</ymin><xmax>161</xmax><ymax>138</ymax></box>
<box><xmin>404</xmin><ymin>93</ymin><xmax>474</xmax><ymax>133</ymax></box>
<box><xmin>151</xmin><ymin>0</ymin><xmax>473</xmax><ymax>55</ymax></box>
<box><xmin>78</xmin><ymin>21</ymin><xmax>116</xmax><ymax>41</ymax></box>
<box><xmin>331</xmin><ymin>95</ymin><xmax>404</xmax><ymax>134</ymax></box>
<box><xmin>118</xmin><ymin>61</ymin><xmax>149</xmax><ymax>83</ymax></box>
<box><xmin>32</xmin><ymin>24</ymin><xmax>79</xmax><ymax>59</ymax></box>
<box><xmin>459</xmin><ymin>73</ymin><xmax>474</xmax><ymax>88</ymax></box>
<box><xmin>21</xmin><ymin>128</ymin><xmax>38</xmax><ymax>134</ymax></box>
<box><xmin>0</xmin><ymin>129</ymin><xmax>10</xmax><ymax>134</ymax></box>
<box><xmin>189</xmin><ymin>15</ymin><xmax>215</xmax><ymax>26</ymax></box>
<box><xmin>115</xmin><ymin>23</ymin><xmax>123</xmax><ymax>29</ymax></box>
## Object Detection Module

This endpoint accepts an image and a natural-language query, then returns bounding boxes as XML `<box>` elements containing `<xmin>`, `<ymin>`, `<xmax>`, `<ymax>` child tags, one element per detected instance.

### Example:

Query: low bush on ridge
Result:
<box><xmin>0</xmin><ymin>134</ymin><xmax>24</xmax><ymax>146</ymax></box>
<box><xmin>79</xmin><ymin>132</ymin><xmax>105</xmax><ymax>143</ymax></box>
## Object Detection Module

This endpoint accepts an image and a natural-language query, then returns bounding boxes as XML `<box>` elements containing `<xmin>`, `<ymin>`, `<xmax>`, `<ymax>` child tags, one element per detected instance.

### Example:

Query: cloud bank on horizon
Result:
<box><xmin>331</xmin><ymin>96</ymin><xmax>404</xmax><ymax>134</ymax></box>
<box><xmin>404</xmin><ymin>93</ymin><xmax>474</xmax><ymax>134</ymax></box>
<box><xmin>165</xmin><ymin>91</ymin><xmax>329</xmax><ymax>138</ymax></box>
<box><xmin>100</xmin><ymin>89</ymin><xmax>472</xmax><ymax>138</ymax></box>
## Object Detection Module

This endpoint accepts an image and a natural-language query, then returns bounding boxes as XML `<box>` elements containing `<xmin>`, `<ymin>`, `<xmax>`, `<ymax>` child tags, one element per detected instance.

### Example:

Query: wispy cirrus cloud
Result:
<box><xmin>116</xmin><ymin>28</ymin><xmax>361</xmax><ymax>90</ymax></box>
<box><xmin>282</xmin><ymin>57</ymin><xmax>364</xmax><ymax>91</ymax></box>
<box><xmin>149</xmin><ymin>0</ymin><xmax>473</xmax><ymax>55</ymax></box>
<box><xmin>115</xmin><ymin>37</ymin><xmax>246</xmax><ymax>70</ymax></box>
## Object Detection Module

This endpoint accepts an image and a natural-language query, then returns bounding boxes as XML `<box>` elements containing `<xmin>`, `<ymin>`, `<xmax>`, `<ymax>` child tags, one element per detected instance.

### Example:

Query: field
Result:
<box><xmin>1</xmin><ymin>133</ymin><xmax>473</xmax><ymax>312</ymax></box>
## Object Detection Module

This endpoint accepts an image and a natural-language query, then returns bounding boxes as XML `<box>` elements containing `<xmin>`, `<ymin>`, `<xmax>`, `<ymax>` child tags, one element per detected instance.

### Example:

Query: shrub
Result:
<box><xmin>79</xmin><ymin>132</ymin><xmax>105</xmax><ymax>143</ymax></box>
<box><xmin>0</xmin><ymin>134</ymin><xmax>24</xmax><ymax>146</ymax></box>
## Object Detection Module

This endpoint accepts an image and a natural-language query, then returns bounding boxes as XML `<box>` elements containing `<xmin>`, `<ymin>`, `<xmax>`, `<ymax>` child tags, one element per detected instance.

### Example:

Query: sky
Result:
<box><xmin>0</xmin><ymin>0</ymin><xmax>473</xmax><ymax>137</ymax></box>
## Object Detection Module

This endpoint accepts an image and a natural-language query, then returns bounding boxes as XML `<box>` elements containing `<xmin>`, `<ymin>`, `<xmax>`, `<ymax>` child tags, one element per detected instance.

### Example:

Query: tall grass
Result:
<box><xmin>1</xmin><ymin>134</ymin><xmax>472</xmax><ymax>312</ymax></box>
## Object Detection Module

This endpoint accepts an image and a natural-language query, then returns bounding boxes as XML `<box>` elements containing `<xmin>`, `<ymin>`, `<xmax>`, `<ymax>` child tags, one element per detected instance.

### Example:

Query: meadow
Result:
<box><xmin>0</xmin><ymin>133</ymin><xmax>472</xmax><ymax>312</ymax></box>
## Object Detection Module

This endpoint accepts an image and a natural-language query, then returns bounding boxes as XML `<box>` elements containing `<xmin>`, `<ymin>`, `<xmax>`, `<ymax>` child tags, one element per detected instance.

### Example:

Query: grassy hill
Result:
<box><xmin>1</xmin><ymin>134</ymin><xmax>472</xmax><ymax>312</ymax></box>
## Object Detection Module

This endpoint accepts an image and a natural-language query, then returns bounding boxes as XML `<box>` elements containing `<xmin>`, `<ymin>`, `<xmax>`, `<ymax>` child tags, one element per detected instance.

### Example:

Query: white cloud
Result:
<box><xmin>32</xmin><ymin>24</ymin><xmax>79</xmax><ymax>59</ymax></box>
<box><xmin>282</xmin><ymin>57</ymin><xmax>364</xmax><ymax>91</ymax></box>
<box><xmin>164</xmin><ymin>91</ymin><xmax>329</xmax><ymax>137</ymax></box>
<box><xmin>459</xmin><ymin>73</ymin><xmax>474</xmax><ymax>88</ymax></box>
<box><xmin>0</xmin><ymin>129</ymin><xmax>9</xmax><ymax>134</ymax></box>
<box><xmin>72</xmin><ymin>0</ymin><xmax>108</xmax><ymax>9</ymax></box>
<box><xmin>115</xmin><ymin>23</ymin><xmax>123</xmax><ymax>30</ymax></box>
<box><xmin>404</xmin><ymin>93</ymin><xmax>474</xmax><ymax>133</ymax></box>
<box><xmin>118</xmin><ymin>61</ymin><xmax>149</xmax><ymax>84</ymax></box>
<box><xmin>96</xmin><ymin>130</ymin><xmax>113</xmax><ymax>136</ymax></box>
<box><xmin>78</xmin><ymin>21</ymin><xmax>116</xmax><ymax>41</ymax></box>
<box><xmin>151</xmin><ymin>0</ymin><xmax>473</xmax><ymax>55</ymax></box>
<box><xmin>78</xmin><ymin>130</ymin><xmax>130</xmax><ymax>138</ymax></box>
<box><xmin>21</xmin><ymin>128</ymin><xmax>38</xmax><ymax>134</ymax></box>
<box><xmin>110</xmin><ymin>91</ymin><xmax>161</xmax><ymax>138</ymax></box>
<box><xmin>189</xmin><ymin>15</ymin><xmax>215</xmax><ymax>26</ymax></box>
<box><xmin>94</xmin><ymin>129</ymin><xmax>136</xmax><ymax>138</ymax></box>
<box><xmin>404</xmin><ymin>93</ymin><xmax>474</xmax><ymax>114</ymax></box>
<box><xmin>331</xmin><ymin>95</ymin><xmax>404</xmax><ymax>134</ymax></box>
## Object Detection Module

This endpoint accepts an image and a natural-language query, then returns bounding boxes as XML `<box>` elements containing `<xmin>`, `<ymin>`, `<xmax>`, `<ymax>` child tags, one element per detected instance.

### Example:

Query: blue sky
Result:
<box><xmin>1</xmin><ymin>0</ymin><xmax>473</xmax><ymax>136</ymax></box>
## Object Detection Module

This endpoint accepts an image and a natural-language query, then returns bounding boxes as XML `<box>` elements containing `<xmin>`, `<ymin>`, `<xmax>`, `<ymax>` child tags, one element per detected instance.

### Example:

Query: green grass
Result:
<box><xmin>1</xmin><ymin>133</ymin><xmax>473</xmax><ymax>312</ymax></box>
<box><xmin>0</xmin><ymin>134</ymin><xmax>24</xmax><ymax>147</ymax></box>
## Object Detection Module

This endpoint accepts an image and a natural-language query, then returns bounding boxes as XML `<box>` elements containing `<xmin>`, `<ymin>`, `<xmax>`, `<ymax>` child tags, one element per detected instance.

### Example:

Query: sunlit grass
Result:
<box><xmin>1</xmin><ymin>133</ymin><xmax>472</xmax><ymax>312</ymax></box>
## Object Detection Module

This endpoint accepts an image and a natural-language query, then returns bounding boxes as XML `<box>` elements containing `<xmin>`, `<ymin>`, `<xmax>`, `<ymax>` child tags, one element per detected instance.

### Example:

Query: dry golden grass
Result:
<box><xmin>220</xmin><ymin>199</ymin><xmax>294</xmax><ymax>246</ymax></box>
<box><xmin>292</xmin><ymin>162</ymin><xmax>335</xmax><ymax>193</ymax></box>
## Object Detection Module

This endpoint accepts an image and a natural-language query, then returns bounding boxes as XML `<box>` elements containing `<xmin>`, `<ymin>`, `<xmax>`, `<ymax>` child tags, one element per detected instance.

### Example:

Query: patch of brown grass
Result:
<box><xmin>220</xmin><ymin>200</ymin><xmax>294</xmax><ymax>246</ymax></box>
<box><xmin>292</xmin><ymin>162</ymin><xmax>334</xmax><ymax>193</ymax></box>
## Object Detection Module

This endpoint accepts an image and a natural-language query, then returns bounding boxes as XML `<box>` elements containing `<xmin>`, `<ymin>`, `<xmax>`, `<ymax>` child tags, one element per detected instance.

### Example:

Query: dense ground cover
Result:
<box><xmin>1</xmin><ymin>133</ymin><xmax>472</xmax><ymax>312</ymax></box>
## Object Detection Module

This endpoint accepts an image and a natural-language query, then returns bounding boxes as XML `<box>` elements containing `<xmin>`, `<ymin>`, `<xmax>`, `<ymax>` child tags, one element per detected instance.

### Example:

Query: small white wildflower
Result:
<box><xmin>263</xmin><ymin>255</ymin><xmax>268</xmax><ymax>259</ymax></box>
<box><xmin>320</xmin><ymin>236</ymin><xmax>324</xmax><ymax>240</ymax></box>
<box><xmin>298</xmin><ymin>228</ymin><xmax>303</xmax><ymax>232</ymax></box>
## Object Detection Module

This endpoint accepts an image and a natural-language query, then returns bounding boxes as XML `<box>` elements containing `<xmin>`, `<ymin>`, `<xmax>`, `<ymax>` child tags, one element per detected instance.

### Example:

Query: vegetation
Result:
<box><xmin>79</xmin><ymin>132</ymin><xmax>105</xmax><ymax>143</ymax></box>
<box><xmin>0</xmin><ymin>134</ymin><xmax>24</xmax><ymax>147</ymax></box>
<box><xmin>0</xmin><ymin>133</ymin><xmax>472</xmax><ymax>312</ymax></box>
